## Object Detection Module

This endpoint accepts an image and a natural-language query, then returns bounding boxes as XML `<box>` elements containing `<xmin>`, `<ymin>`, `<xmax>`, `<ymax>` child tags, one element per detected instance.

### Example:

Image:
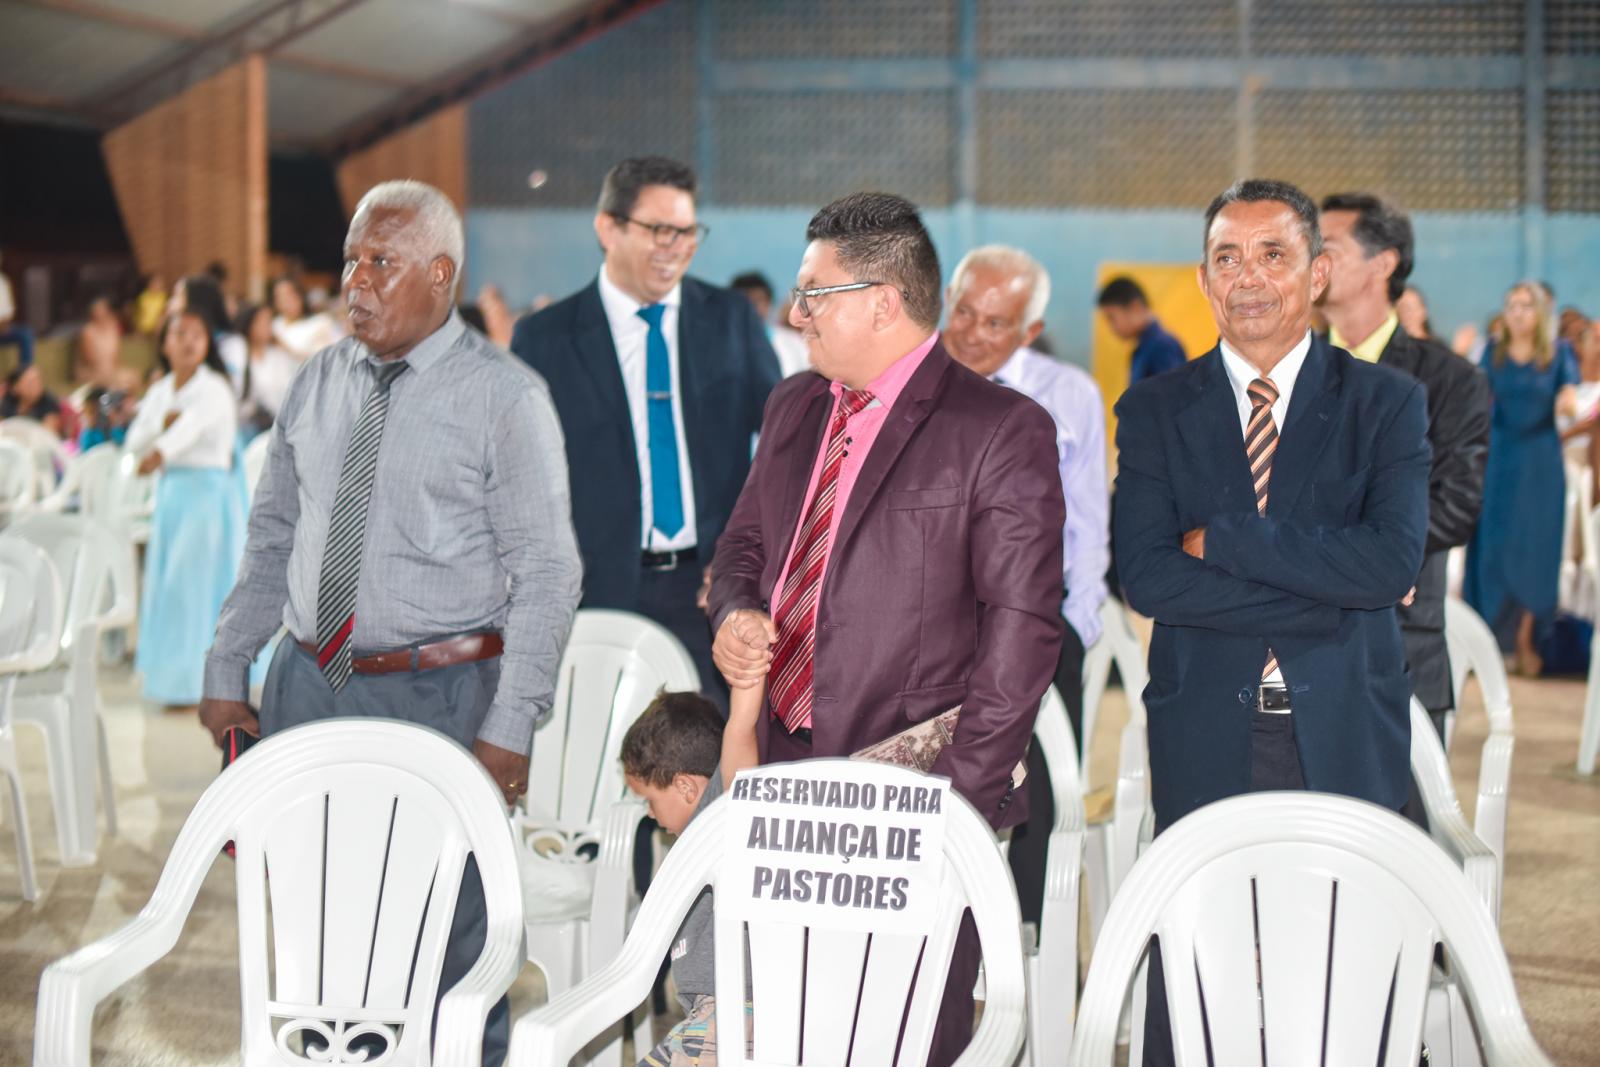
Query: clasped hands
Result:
<box><xmin>714</xmin><ymin>608</ymin><xmax>777</xmax><ymax>689</ymax></box>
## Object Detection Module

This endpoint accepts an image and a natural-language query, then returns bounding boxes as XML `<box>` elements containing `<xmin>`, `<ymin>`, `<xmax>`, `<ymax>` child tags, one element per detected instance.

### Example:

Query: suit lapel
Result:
<box><xmin>831</xmin><ymin>344</ymin><xmax>948</xmax><ymax>558</ymax></box>
<box><xmin>772</xmin><ymin>384</ymin><xmax>834</xmax><ymax>585</ymax></box>
<box><xmin>1175</xmin><ymin>349</ymin><xmax>1256</xmax><ymax>513</ymax></box>
<box><xmin>573</xmin><ymin>281</ymin><xmax>637</xmax><ymax>465</ymax></box>
<box><xmin>1266</xmin><ymin>335</ymin><xmax>1342</xmax><ymax>517</ymax></box>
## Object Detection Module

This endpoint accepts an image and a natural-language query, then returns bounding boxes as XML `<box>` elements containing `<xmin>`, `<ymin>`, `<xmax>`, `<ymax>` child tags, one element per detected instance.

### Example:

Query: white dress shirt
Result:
<box><xmin>597</xmin><ymin>266</ymin><xmax>699</xmax><ymax>552</ymax></box>
<box><xmin>1217</xmin><ymin>329</ymin><xmax>1312</xmax><ymax>694</ymax></box>
<box><xmin>245</xmin><ymin>343</ymin><xmax>302</xmax><ymax>418</ymax></box>
<box><xmin>992</xmin><ymin>347</ymin><xmax>1110</xmax><ymax>647</ymax></box>
<box><xmin>125</xmin><ymin>365</ymin><xmax>238</xmax><ymax>469</ymax></box>
<box><xmin>274</xmin><ymin>312</ymin><xmax>343</xmax><ymax>363</ymax></box>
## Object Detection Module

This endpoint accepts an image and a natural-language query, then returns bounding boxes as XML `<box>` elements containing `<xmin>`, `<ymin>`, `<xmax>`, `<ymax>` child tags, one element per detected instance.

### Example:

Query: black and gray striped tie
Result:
<box><xmin>314</xmin><ymin>359</ymin><xmax>408</xmax><ymax>691</ymax></box>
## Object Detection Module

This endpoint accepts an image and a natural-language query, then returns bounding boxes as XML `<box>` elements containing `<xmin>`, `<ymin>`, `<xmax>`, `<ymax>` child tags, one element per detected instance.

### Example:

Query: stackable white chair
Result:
<box><xmin>1441</xmin><ymin>597</ymin><xmax>1515</xmax><ymax>867</ymax></box>
<box><xmin>0</xmin><ymin>438</ymin><xmax>37</xmax><ymax>519</ymax></box>
<box><xmin>34</xmin><ymin>719</ymin><xmax>524</xmax><ymax>1067</ymax></box>
<box><xmin>1071</xmin><ymin>793</ymin><xmax>1552</xmax><ymax>1066</ymax></box>
<box><xmin>515</xmin><ymin>609</ymin><xmax>698</xmax><ymax>1064</ymax></box>
<box><xmin>30</xmin><ymin>443</ymin><xmax>120</xmax><ymax>515</ymax></box>
<box><xmin>1409</xmin><ymin>697</ymin><xmax>1501</xmax><ymax>924</ymax></box>
<box><xmin>1080</xmin><ymin>598</ymin><xmax>1151</xmax><ymax>942</ymax></box>
<box><xmin>1021</xmin><ymin>685</ymin><xmax>1087</xmax><ymax>1065</ymax></box>
<box><xmin>508</xmin><ymin>758</ymin><xmax>1029</xmax><ymax>1067</ymax></box>
<box><xmin>0</xmin><ymin>417</ymin><xmax>67</xmax><ymax>501</ymax></box>
<box><xmin>0</xmin><ymin>539</ymin><xmax>63</xmax><ymax>901</ymax></box>
<box><xmin>243</xmin><ymin>431</ymin><xmax>273</xmax><ymax>505</ymax></box>
<box><xmin>3</xmin><ymin>514</ymin><xmax>135</xmax><ymax>866</ymax></box>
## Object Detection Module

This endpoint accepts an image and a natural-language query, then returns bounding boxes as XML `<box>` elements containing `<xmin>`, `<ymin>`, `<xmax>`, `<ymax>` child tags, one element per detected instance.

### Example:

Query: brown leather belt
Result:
<box><xmin>297</xmin><ymin>631</ymin><xmax>504</xmax><ymax>675</ymax></box>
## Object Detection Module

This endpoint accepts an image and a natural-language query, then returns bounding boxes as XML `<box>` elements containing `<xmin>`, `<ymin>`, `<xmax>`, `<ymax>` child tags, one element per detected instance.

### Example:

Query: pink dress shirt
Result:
<box><xmin>771</xmin><ymin>331</ymin><xmax>940</xmax><ymax>727</ymax></box>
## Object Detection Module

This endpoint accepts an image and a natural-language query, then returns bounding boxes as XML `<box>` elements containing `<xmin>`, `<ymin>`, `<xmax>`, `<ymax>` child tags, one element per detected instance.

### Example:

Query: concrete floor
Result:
<box><xmin>0</xmin><ymin>663</ymin><xmax>1596</xmax><ymax>1063</ymax></box>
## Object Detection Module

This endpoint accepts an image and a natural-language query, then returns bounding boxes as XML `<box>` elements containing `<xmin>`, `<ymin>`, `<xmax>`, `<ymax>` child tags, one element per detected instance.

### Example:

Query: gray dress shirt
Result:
<box><xmin>204</xmin><ymin>312</ymin><xmax>583</xmax><ymax>752</ymax></box>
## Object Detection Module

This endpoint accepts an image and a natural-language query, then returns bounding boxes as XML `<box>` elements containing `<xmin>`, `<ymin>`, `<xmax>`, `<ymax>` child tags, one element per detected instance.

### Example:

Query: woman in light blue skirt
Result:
<box><xmin>128</xmin><ymin>310</ymin><xmax>251</xmax><ymax>706</ymax></box>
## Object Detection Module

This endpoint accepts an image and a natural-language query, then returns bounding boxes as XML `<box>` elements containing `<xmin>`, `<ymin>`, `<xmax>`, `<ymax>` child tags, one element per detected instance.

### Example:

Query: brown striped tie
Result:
<box><xmin>1247</xmin><ymin>377</ymin><xmax>1281</xmax><ymax>680</ymax></box>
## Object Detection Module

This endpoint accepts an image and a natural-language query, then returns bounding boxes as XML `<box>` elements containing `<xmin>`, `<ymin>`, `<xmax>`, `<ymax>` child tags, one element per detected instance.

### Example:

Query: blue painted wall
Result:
<box><xmin>468</xmin><ymin>207</ymin><xmax>1600</xmax><ymax>368</ymax></box>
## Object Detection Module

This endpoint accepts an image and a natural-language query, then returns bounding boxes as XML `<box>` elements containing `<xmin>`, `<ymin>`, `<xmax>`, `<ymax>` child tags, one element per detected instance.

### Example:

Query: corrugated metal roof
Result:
<box><xmin>0</xmin><ymin>0</ymin><xmax>595</xmax><ymax>145</ymax></box>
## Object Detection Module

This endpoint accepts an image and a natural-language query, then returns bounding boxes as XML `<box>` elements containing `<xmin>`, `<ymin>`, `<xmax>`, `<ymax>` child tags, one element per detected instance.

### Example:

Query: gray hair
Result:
<box><xmin>349</xmin><ymin>180</ymin><xmax>465</xmax><ymax>289</ymax></box>
<box><xmin>948</xmin><ymin>245</ymin><xmax>1051</xmax><ymax>328</ymax></box>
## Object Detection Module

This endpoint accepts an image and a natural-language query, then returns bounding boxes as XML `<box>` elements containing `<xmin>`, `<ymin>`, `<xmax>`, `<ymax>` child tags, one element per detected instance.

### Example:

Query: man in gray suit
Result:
<box><xmin>199</xmin><ymin>180</ymin><xmax>582</xmax><ymax>1065</ymax></box>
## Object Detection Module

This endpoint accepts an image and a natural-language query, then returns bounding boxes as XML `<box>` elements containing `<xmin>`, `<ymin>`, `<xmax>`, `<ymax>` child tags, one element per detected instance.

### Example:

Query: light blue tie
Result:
<box><xmin>636</xmin><ymin>304</ymin><xmax>685</xmax><ymax>538</ymax></box>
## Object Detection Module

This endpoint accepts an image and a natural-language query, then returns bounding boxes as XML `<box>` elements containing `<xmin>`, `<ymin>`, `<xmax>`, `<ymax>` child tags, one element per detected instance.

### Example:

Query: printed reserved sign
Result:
<box><xmin>722</xmin><ymin>761</ymin><xmax>948</xmax><ymax>933</ymax></box>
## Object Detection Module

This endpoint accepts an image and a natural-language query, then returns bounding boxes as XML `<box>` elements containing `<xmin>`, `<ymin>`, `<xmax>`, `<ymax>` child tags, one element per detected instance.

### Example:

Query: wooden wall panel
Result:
<box><xmin>335</xmin><ymin>105</ymin><xmax>467</xmax><ymax>219</ymax></box>
<box><xmin>102</xmin><ymin>56</ymin><xmax>268</xmax><ymax>303</ymax></box>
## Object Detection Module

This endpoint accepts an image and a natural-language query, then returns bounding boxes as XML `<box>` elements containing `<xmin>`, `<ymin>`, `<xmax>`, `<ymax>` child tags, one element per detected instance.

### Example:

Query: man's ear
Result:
<box><xmin>872</xmin><ymin>284</ymin><xmax>904</xmax><ymax>332</ymax></box>
<box><xmin>1375</xmin><ymin>247</ymin><xmax>1401</xmax><ymax>290</ymax></box>
<box><xmin>1310</xmin><ymin>252</ymin><xmax>1333</xmax><ymax>303</ymax></box>
<box><xmin>594</xmin><ymin>213</ymin><xmax>618</xmax><ymax>255</ymax></box>
<box><xmin>1023</xmin><ymin>320</ymin><xmax>1044</xmax><ymax>347</ymax></box>
<box><xmin>431</xmin><ymin>254</ymin><xmax>456</xmax><ymax>296</ymax></box>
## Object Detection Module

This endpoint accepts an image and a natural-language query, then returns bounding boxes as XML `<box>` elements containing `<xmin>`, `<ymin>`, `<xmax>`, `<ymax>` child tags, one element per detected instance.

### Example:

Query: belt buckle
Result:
<box><xmin>643</xmin><ymin>550</ymin><xmax>677</xmax><ymax>572</ymax></box>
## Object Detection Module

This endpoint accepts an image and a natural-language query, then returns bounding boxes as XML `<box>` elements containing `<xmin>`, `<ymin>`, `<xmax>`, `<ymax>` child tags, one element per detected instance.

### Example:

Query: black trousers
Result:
<box><xmin>1006</xmin><ymin>622</ymin><xmax>1087</xmax><ymax>925</ymax></box>
<box><xmin>1141</xmin><ymin>710</ymin><xmax>1306</xmax><ymax>1067</ymax></box>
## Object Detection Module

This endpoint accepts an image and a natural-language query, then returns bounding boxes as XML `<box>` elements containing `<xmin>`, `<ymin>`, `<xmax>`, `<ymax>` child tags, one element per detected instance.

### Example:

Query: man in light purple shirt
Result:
<box><xmin>944</xmin><ymin>244</ymin><xmax>1110</xmax><ymax>926</ymax></box>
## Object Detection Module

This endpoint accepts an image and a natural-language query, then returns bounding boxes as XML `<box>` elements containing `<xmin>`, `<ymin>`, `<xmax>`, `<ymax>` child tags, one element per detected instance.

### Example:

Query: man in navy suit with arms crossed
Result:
<box><xmin>1112</xmin><ymin>179</ymin><xmax>1431</xmax><ymax>1063</ymax></box>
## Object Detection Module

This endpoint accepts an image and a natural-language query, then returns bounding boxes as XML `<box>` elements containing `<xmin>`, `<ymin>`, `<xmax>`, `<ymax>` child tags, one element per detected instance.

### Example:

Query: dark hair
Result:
<box><xmin>804</xmin><ymin>191</ymin><xmax>942</xmax><ymax>330</ymax></box>
<box><xmin>1203</xmin><ymin>178</ymin><xmax>1323</xmax><ymax>260</ymax></box>
<box><xmin>205</xmin><ymin>260</ymin><xmax>228</xmax><ymax>284</ymax></box>
<box><xmin>597</xmin><ymin>156</ymin><xmax>697</xmax><ymax>219</ymax></box>
<box><xmin>1319</xmin><ymin>192</ymin><xmax>1415</xmax><ymax>303</ymax></box>
<box><xmin>271</xmin><ymin>274</ymin><xmax>308</xmax><ymax>319</ymax></box>
<box><xmin>157</xmin><ymin>309</ymin><xmax>231</xmax><ymax>379</ymax></box>
<box><xmin>179</xmin><ymin>273</ymin><xmax>231</xmax><ymax>335</ymax></box>
<box><xmin>730</xmin><ymin>272</ymin><xmax>773</xmax><ymax>301</ymax></box>
<box><xmin>234</xmin><ymin>302</ymin><xmax>268</xmax><ymax>339</ymax></box>
<box><xmin>619</xmin><ymin>690</ymin><xmax>723</xmax><ymax>788</ymax></box>
<box><xmin>1097</xmin><ymin>276</ymin><xmax>1149</xmax><ymax>309</ymax></box>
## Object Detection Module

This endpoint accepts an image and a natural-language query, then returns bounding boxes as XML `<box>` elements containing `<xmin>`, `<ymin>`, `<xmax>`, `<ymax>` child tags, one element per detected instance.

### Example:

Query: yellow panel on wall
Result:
<box><xmin>1090</xmin><ymin>262</ymin><xmax>1217</xmax><ymax>457</ymax></box>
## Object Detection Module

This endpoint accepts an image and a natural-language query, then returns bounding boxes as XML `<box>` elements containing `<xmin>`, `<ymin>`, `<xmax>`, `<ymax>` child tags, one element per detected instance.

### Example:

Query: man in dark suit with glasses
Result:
<box><xmin>512</xmin><ymin>157</ymin><xmax>781</xmax><ymax>710</ymax></box>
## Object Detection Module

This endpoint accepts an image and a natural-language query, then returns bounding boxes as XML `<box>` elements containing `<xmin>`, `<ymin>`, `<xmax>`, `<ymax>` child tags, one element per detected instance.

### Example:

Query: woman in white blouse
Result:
<box><xmin>127</xmin><ymin>309</ymin><xmax>250</xmax><ymax>707</ymax></box>
<box><xmin>270</xmin><ymin>275</ymin><xmax>342</xmax><ymax>362</ymax></box>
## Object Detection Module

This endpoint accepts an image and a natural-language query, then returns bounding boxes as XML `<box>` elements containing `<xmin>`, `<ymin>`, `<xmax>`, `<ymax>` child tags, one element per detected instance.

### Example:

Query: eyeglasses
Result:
<box><xmin>614</xmin><ymin>216</ymin><xmax>709</xmax><ymax>248</ymax></box>
<box><xmin>789</xmin><ymin>280</ymin><xmax>888</xmax><ymax>319</ymax></box>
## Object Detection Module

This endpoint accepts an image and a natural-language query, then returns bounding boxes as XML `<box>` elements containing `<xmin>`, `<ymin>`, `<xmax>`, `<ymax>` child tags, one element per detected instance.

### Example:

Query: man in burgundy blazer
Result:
<box><xmin>708</xmin><ymin>192</ymin><xmax>1064</xmax><ymax>1066</ymax></box>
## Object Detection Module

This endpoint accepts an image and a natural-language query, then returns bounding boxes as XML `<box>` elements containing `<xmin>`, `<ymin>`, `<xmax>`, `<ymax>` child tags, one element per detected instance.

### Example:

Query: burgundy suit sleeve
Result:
<box><xmin>929</xmin><ymin>399</ymin><xmax>1065</xmax><ymax>827</ymax></box>
<box><xmin>709</xmin><ymin>384</ymin><xmax>790</xmax><ymax>635</ymax></box>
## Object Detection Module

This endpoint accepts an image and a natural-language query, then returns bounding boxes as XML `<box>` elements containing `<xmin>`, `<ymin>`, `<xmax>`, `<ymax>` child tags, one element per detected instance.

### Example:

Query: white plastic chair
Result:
<box><xmin>34</xmin><ymin>719</ymin><xmax>525</xmax><ymax>1067</ymax></box>
<box><xmin>1410</xmin><ymin>697</ymin><xmax>1501</xmax><ymax>924</ymax></box>
<box><xmin>3</xmin><ymin>515</ymin><xmax>136</xmax><ymax>866</ymax></box>
<box><xmin>1081</xmin><ymin>599</ymin><xmax>1150</xmax><ymax>945</ymax></box>
<box><xmin>0</xmin><ymin>438</ymin><xmax>37</xmax><ymax>519</ymax></box>
<box><xmin>0</xmin><ymin>539</ymin><xmax>63</xmax><ymax>901</ymax></box>
<box><xmin>30</xmin><ymin>444</ymin><xmax>119</xmax><ymax>515</ymax></box>
<box><xmin>1071</xmin><ymin>793</ymin><xmax>1552</xmax><ymax>1066</ymax></box>
<box><xmin>507</xmin><ymin>758</ymin><xmax>1029</xmax><ymax>1067</ymax></box>
<box><xmin>0</xmin><ymin>417</ymin><xmax>67</xmax><ymax>501</ymax></box>
<box><xmin>516</xmin><ymin>609</ymin><xmax>698</xmax><ymax>1062</ymax></box>
<box><xmin>243</xmin><ymin>431</ymin><xmax>272</xmax><ymax>505</ymax></box>
<box><xmin>1441</xmin><ymin>597</ymin><xmax>1515</xmax><ymax>868</ymax></box>
<box><xmin>1022</xmin><ymin>685</ymin><xmax>1087</xmax><ymax>1065</ymax></box>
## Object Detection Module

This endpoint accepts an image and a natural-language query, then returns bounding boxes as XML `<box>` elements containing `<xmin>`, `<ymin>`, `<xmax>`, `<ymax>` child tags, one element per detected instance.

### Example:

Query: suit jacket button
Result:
<box><xmin>1238</xmin><ymin>687</ymin><xmax>1253</xmax><ymax>704</ymax></box>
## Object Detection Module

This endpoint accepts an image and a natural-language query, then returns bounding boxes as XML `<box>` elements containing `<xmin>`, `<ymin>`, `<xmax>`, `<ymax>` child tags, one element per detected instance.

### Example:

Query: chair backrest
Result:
<box><xmin>86</xmin><ymin>719</ymin><xmax>519</xmax><ymax>1064</ymax></box>
<box><xmin>1080</xmin><ymin>598</ymin><xmax>1149</xmax><ymax>782</ymax></box>
<box><xmin>1033</xmin><ymin>685</ymin><xmax>1087</xmax><ymax>841</ymax></box>
<box><xmin>521</xmin><ymin>609</ymin><xmax>699</xmax><ymax>840</ymax></box>
<box><xmin>0</xmin><ymin>416</ymin><xmax>66</xmax><ymax>497</ymax></box>
<box><xmin>0</xmin><ymin>438</ymin><xmax>36</xmax><ymax>513</ymax></box>
<box><xmin>0</xmin><ymin>538</ymin><xmax>63</xmax><ymax>677</ymax></box>
<box><xmin>1071</xmin><ymin>793</ymin><xmax>1550</xmax><ymax>1066</ymax></box>
<box><xmin>243</xmin><ymin>432</ymin><xmax>272</xmax><ymax>506</ymax></box>
<box><xmin>70</xmin><ymin>443</ymin><xmax>128</xmax><ymax>518</ymax></box>
<box><xmin>1409</xmin><ymin>697</ymin><xmax>1501</xmax><ymax>923</ymax></box>
<box><xmin>1443</xmin><ymin>597</ymin><xmax>1514</xmax><ymax>736</ymax></box>
<box><xmin>4</xmin><ymin>514</ymin><xmax>133</xmax><ymax>658</ymax></box>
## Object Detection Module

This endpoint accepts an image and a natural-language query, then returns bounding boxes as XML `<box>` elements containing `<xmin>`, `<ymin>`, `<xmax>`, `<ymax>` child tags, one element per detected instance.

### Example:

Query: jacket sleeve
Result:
<box><xmin>1204</xmin><ymin>379</ymin><xmax>1432</xmax><ymax>609</ymax></box>
<box><xmin>929</xmin><ymin>400</ymin><xmax>1064</xmax><ymax>828</ymax></box>
<box><xmin>1113</xmin><ymin>390</ymin><xmax>1342</xmax><ymax>637</ymax></box>
<box><xmin>708</xmin><ymin>385</ymin><xmax>788</xmax><ymax>635</ymax></box>
<box><xmin>1423</xmin><ymin>361</ymin><xmax>1491</xmax><ymax>553</ymax></box>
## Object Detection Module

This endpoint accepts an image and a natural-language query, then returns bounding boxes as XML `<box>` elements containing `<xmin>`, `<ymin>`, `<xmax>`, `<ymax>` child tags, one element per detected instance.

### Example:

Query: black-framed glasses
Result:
<box><xmin>789</xmin><ymin>280</ymin><xmax>888</xmax><ymax>318</ymax></box>
<box><xmin>614</xmin><ymin>216</ymin><xmax>709</xmax><ymax>247</ymax></box>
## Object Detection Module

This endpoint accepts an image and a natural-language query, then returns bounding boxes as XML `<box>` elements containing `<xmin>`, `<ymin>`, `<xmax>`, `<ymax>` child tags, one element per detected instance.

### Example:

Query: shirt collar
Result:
<box><xmin>597</xmin><ymin>264</ymin><xmax>682</xmax><ymax>326</ymax></box>
<box><xmin>1138</xmin><ymin>319</ymin><xmax>1163</xmax><ymax>345</ymax></box>
<box><xmin>990</xmin><ymin>345</ymin><xmax>1031</xmax><ymax>387</ymax></box>
<box><xmin>1219</xmin><ymin>329</ymin><xmax>1312</xmax><ymax>406</ymax></box>
<box><xmin>831</xmin><ymin>331</ymin><xmax>940</xmax><ymax>412</ymax></box>
<box><xmin>1329</xmin><ymin>310</ymin><xmax>1400</xmax><ymax>365</ymax></box>
<box><xmin>361</xmin><ymin>310</ymin><xmax>464</xmax><ymax>376</ymax></box>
